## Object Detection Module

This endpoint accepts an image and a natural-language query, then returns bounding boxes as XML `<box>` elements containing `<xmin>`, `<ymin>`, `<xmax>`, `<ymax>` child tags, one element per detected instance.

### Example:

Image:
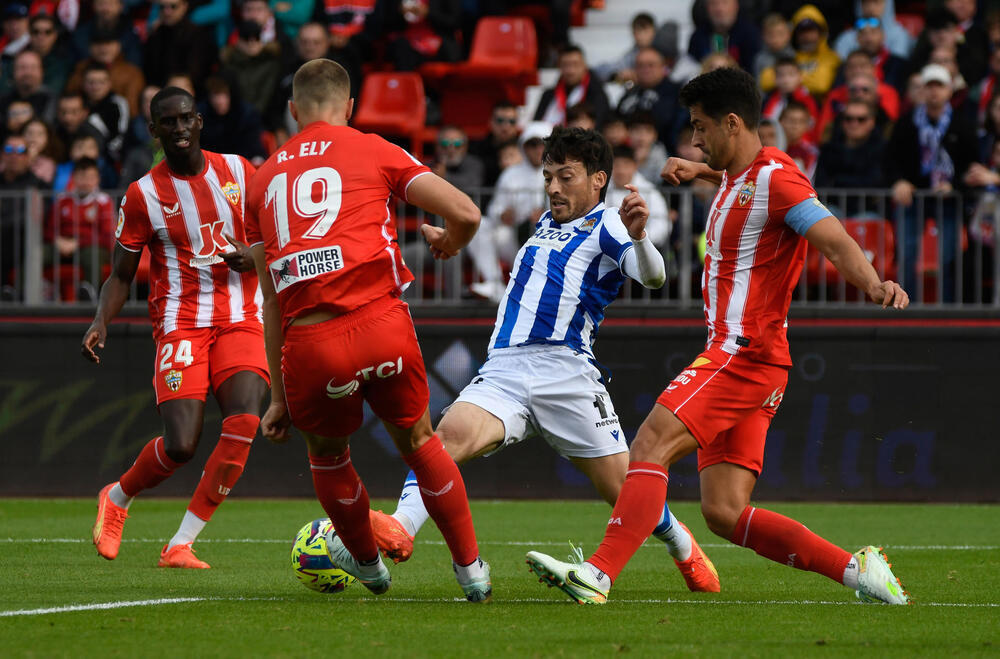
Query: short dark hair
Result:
<box><xmin>626</xmin><ymin>111</ymin><xmax>657</xmax><ymax>131</ymax></box>
<box><xmin>779</xmin><ymin>99</ymin><xmax>810</xmax><ymax>119</ymax></box>
<box><xmin>72</xmin><ymin>157</ymin><xmax>99</xmax><ymax>173</ymax></box>
<box><xmin>150</xmin><ymin>86</ymin><xmax>196</xmax><ymax>121</ymax></box>
<box><xmin>565</xmin><ymin>102</ymin><xmax>595</xmax><ymax>123</ymax></box>
<box><xmin>774</xmin><ymin>55</ymin><xmax>799</xmax><ymax>70</ymax></box>
<box><xmin>82</xmin><ymin>61</ymin><xmax>111</xmax><ymax>77</ymax></box>
<box><xmin>679</xmin><ymin>67</ymin><xmax>761</xmax><ymax>129</ymax></box>
<box><xmin>493</xmin><ymin>100</ymin><xmax>517</xmax><ymax>113</ymax></box>
<box><xmin>559</xmin><ymin>44</ymin><xmax>584</xmax><ymax>58</ymax></box>
<box><xmin>542</xmin><ymin>125</ymin><xmax>613</xmax><ymax>200</ymax></box>
<box><xmin>612</xmin><ymin>144</ymin><xmax>636</xmax><ymax>161</ymax></box>
<box><xmin>632</xmin><ymin>13</ymin><xmax>655</xmax><ymax>30</ymax></box>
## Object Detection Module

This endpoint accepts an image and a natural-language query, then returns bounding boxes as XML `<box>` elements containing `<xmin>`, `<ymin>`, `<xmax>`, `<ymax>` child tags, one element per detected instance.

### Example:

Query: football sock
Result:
<box><xmin>729</xmin><ymin>506</ymin><xmax>853</xmax><ymax>584</ymax></box>
<box><xmin>392</xmin><ymin>470</ymin><xmax>428</xmax><ymax>537</ymax></box>
<box><xmin>108</xmin><ymin>482</ymin><xmax>133</xmax><ymax>509</ymax></box>
<box><xmin>652</xmin><ymin>506</ymin><xmax>692</xmax><ymax>561</ymax></box>
<box><xmin>118</xmin><ymin>436</ymin><xmax>183</xmax><ymax>498</ymax></box>
<box><xmin>843</xmin><ymin>555</ymin><xmax>860</xmax><ymax>590</ymax></box>
<box><xmin>588</xmin><ymin>462</ymin><xmax>669</xmax><ymax>583</ymax></box>
<box><xmin>310</xmin><ymin>449</ymin><xmax>379</xmax><ymax>562</ymax></box>
<box><xmin>185</xmin><ymin>414</ymin><xmax>257</xmax><ymax>522</ymax></box>
<box><xmin>167</xmin><ymin>510</ymin><xmax>208</xmax><ymax>550</ymax></box>
<box><xmin>403</xmin><ymin>435</ymin><xmax>479</xmax><ymax>566</ymax></box>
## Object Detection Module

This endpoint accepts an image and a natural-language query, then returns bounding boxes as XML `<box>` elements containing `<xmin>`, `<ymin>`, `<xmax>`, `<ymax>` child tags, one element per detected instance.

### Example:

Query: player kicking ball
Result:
<box><xmin>525</xmin><ymin>68</ymin><xmax>910</xmax><ymax>605</ymax></box>
<box><xmin>371</xmin><ymin>125</ymin><xmax>720</xmax><ymax>594</ymax></box>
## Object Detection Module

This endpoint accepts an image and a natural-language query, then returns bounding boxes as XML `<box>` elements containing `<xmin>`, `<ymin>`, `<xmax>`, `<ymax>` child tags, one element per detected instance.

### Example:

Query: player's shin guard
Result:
<box><xmin>403</xmin><ymin>435</ymin><xmax>479</xmax><ymax>566</ymax></box>
<box><xmin>310</xmin><ymin>449</ymin><xmax>379</xmax><ymax>562</ymax></box>
<box><xmin>186</xmin><ymin>414</ymin><xmax>257</xmax><ymax>521</ymax></box>
<box><xmin>118</xmin><ymin>436</ymin><xmax>183</xmax><ymax>497</ymax></box>
<box><xmin>730</xmin><ymin>506</ymin><xmax>852</xmax><ymax>583</ymax></box>
<box><xmin>588</xmin><ymin>462</ymin><xmax>669</xmax><ymax>583</ymax></box>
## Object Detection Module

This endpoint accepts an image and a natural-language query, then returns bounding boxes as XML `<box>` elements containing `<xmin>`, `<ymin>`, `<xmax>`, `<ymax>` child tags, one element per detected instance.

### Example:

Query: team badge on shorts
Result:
<box><xmin>738</xmin><ymin>180</ymin><xmax>756</xmax><ymax>206</ymax></box>
<box><xmin>222</xmin><ymin>182</ymin><xmax>241</xmax><ymax>206</ymax></box>
<box><xmin>164</xmin><ymin>369</ymin><xmax>183</xmax><ymax>392</ymax></box>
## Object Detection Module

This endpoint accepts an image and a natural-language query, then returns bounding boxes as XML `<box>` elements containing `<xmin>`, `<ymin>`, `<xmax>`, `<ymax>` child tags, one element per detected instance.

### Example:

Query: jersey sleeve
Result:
<box><xmin>770</xmin><ymin>165</ymin><xmax>832</xmax><ymax>236</ymax></box>
<box><xmin>598</xmin><ymin>211</ymin><xmax>635</xmax><ymax>272</ymax></box>
<box><xmin>115</xmin><ymin>182</ymin><xmax>153</xmax><ymax>252</ymax></box>
<box><xmin>374</xmin><ymin>136</ymin><xmax>432</xmax><ymax>201</ymax></box>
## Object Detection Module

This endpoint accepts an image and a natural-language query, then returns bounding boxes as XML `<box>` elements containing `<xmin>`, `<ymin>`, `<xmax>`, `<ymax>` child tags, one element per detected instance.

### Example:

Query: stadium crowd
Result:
<box><xmin>0</xmin><ymin>0</ymin><xmax>999</xmax><ymax>304</ymax></box>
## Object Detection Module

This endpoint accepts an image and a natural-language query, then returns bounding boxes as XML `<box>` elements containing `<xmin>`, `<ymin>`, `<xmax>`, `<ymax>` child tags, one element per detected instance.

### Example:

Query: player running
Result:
<box><xmin>371</xmin><ymin>125</ymin><xmax>720</xmax><ymax>594</ymax></box>
<box><xmin>83</xmin><ymin>88</ymin><xmax>268</xmax><ymax>569</ymax></box>
<box><xmin>244</xmin><ymin>59</ymin><xmax>490</xmax><ymax>601</ymax></box>
<box><xmin>525</xmin><ymin>68</ymin><xmax>911</xmax><ymax>605</ymax></box>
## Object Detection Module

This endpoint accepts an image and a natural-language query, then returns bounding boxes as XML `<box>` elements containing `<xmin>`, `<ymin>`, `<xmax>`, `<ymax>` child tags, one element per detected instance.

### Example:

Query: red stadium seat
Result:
<box><xmin>260</xmin><ymin>130</ymin><xmax>277</xmax><ymax>156</ymax></box>
<box><xmin>896</xmin><ymin>14</ymin><xmax>925</xmax><ymax>39</ymax></box>
<box><xmin>805</xmin><ymin>218</ymin><xmax>896</xmax><ymax>289</ymax></box>
<box><xmin>351</xmin><ymin>72</ymin><xmax>427</xmax><ymax>158</ymax></box>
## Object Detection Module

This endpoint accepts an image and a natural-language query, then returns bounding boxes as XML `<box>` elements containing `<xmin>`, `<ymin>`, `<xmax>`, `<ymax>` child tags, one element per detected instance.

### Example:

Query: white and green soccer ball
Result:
<box><xmin>290</xmin><ymin>518</ymin><xmax>356</xmax><ymax>593</ymax></box>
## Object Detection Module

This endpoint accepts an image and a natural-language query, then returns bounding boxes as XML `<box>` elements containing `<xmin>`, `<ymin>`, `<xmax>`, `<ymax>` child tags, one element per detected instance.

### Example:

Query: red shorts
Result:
<box><xmin>153</xmin><ymin>320</ymin><xmax>269</xmax><ymax>405</ymax></box>
<box><xmin>655</xmin><ymin>347</ymin><xmax>789</xmax><ymax>475</ymax></box>
<box><xmin>281</xmin><ymin>295</ymin><xmax>429</xmax><ymax>438</ymax></box>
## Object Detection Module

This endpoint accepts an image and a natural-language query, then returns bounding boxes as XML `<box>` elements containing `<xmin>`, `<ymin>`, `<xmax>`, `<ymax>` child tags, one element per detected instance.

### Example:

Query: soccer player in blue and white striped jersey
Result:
<box><xmin>372</xmin><ymin>126</ymin><xmax>720</xmax><ymax>593</ymax></box>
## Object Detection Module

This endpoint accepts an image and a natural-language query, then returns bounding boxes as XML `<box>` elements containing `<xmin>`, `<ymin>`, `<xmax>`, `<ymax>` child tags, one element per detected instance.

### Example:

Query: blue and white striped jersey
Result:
<box><xmin>488</xmin><ymin>203</ymin><xmax>634</xmax><ymax>357</ymax></box>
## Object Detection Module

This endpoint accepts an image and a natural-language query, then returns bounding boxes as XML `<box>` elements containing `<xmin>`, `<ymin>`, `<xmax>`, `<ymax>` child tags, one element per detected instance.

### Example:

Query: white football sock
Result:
<box><xmin>653</xmin><ymin>510</ymin><xmax>692</xmax><ymax>561</ymax></box>
<box><xmin>109</xmin><ymin>482</ymin><xmax>133</xmax><ymax>509</ymax></box>
<box><xmin>453</xmin><ymin>555</ymin><xmax>488</xmax><ymax>581</ymax></box>
<box><xmin>167</xmin><ymin>510</ymin><xmax>207</xmax><ymax>550</ymax></box>
<box><xmin>842</xmin><ymin>556</ymin><xmax>860</xmax><ymax>590</ymax></box>
<box><xmin>392</xmin><ymin>471</ymin><xmax>428</xmax><ymax>537</ymax></box>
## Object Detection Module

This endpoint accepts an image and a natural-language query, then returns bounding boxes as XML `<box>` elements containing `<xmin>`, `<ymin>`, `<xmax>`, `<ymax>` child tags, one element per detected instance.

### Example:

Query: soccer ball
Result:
<box><xmin>290</xmin><ymin>518</ymin><xmax>356</xmax><ymax>593</ymax></box>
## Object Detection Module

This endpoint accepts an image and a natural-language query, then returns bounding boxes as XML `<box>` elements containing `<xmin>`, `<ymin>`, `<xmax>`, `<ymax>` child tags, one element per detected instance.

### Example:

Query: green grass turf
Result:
<box><xmin>1</xmin><ymin>499</ymin><xmax>997</xmax><ymax>658</ymax></box>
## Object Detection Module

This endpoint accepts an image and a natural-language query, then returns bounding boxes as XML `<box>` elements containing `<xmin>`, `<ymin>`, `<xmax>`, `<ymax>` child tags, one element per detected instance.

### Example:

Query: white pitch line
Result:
<box><xmin>0</xmin><ymin>597</ymin><xmax>205</xmax><ymax>617</ymax></box>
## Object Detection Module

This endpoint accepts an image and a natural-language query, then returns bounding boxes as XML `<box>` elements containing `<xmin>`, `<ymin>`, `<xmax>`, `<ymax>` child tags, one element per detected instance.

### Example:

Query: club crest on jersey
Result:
<box><xmin>579</xmin><ymin>216</ymin><xmax>598</xmax><ymax>232</ymax></box>
<box><xmin>164</xmin><ymin>369</ymin><xmax>183</xmax><ymax>392</ymax></box>
<box><xmin>738</xmin><ymin>180</ymin><xmax>756</xmax><ymax>206</ymax></box>
<box><xmin>222</xmin><ymin>181</ymin><xmax>241</xmax><ymax>206</ymax></box>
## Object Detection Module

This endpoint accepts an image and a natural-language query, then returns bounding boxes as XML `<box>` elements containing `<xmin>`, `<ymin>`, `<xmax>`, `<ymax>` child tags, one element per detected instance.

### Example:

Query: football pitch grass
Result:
<box><xmin>1</xmin><ymin>499</ymin><xmax>997</xmax><ymax>657</ymax></box>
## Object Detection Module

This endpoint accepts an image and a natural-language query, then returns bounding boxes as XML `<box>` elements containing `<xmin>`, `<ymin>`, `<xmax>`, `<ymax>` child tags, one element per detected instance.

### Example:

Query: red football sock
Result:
<box><xmin>186</xmin><ymin>414</ymin><xmax>257</xmax><ymax>521</ymax></box>
<box><xmin>310</xmin><ymin>449</ymin><xmax>378</xmax><ymax>562</ymax></box>
<box><xmin>118</xmin><ymin>436</ymin><xmax>183</xmax><ymax>497</ymax></box>
<box><xmin>403</xmin><ymin>436</ymin><xmax>478</xmax><ymax>566</ymax></box>
<box><xmin>588</xmin><ymin>462</ymin><xmax>668</xmax><ymax>583</ymax></box>
<box><xmin>730</xmin><ymin>506</ymin><xmax>852</xmax><ymax>583</ymax></box>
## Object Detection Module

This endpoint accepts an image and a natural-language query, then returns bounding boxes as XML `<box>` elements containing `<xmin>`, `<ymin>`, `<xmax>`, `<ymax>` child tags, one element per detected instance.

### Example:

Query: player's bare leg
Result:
<box><xmin>387</xmin><ymin>408</ymin><xmax>491</xmax><ymax>602</ymax></box>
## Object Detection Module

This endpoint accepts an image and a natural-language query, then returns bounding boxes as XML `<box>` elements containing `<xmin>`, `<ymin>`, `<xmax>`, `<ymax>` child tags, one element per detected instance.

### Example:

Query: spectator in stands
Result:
<box><xmin>54</xmin><ymin>91</ymin><xmax>102</xmax><ymax>157</ymax></box>
<box><xmin>143</xmin><ymin>0</ymin><xmax>218</xmax><ymax>91</ymax></box>
<box><xmin>67</xmin><ymin>29</ymin><xmax>145</xmax><ymax>119</ymax></box>
<box><xmin>496</xmin><ymin>140</ymin><xmax>521</xmax><ymax>172</ymax></box>
<box><xmin>833</xmin><ymin>0</ymin><xmax>914</xmax><ymax>61</ymax></box>
<box><xmin>607</xmin><ymin>145</ymin><xmax>670</xmax><ymax>250</ymax></box>
<box><xmin>0</xmin><ymin>50</ymin><xmax>56</xmax><ymax>124</ymax></box>
<box><xmin>758</xmin><ymin>117</ymin><xmax>787</xmax><ymax>150</ymax></box>
<box><xmin>815</xmin><ymin>58</ymin><xmax>899</xmax><ymax>143</ymax></box>
<box><xmin>22</xmin><ymin>117</ymin><xmax>60</xmax><ymax>185</ymax></box>
<box><xmin>911</xmin><ymin>7</ymin><xmax>987</xmax><ymax>91</ymax></box>
<box><xmin>432</xmin><ymin>125</ymin><xmax>484</xmax><ymax>194</ymax></box>
<box><xmin>383</xmin><ymin>0</ymin><xmax>461</xmax><ymax>72</ymax></box>
<box><xmin>616</xmin><ymin>46</ymin><xmax>686</xmax><ymax>152</ymax></box>
<box><xmin>469</xmin><ymin>100</ymin><xmax>520</xmax><ymax>187</ymax></box>
<box><xmin>854</xmin><ymin>16</ymin><xmax>909</xmax><ymax>92</ymax></box>
<box><xmin>886</xmin><ymin>64</ymin><xmax>979</xmax><ymax>299</ymax></box>
<box><xmin>565</xmin><ymin>103</ymin><xmax>597</xmax><ymax>131</ymax></box>
<box><xmin>687</xmin><ymin>0</ymin><xmax>761</xmax><ymax>73</ymax></box>
<box><xmin>4</xmin><ymin>99</ymin><xmax>33</xmax><ymax>140</ymax></box>
<box><xmin>779</xmin><ymin>100</ymin><xmax>819</xmax><ymax>180</ymax></box>
<box><xmin>755</xmin><ymin>13</ymin><xmax>794</xmax><ymax>91</ymax></box>
<box><xmin>28</xmin><ymin>13</ymin><xmax>72</xmax><ymax>96</ymax></box>
<box><xmin>120</xmin><ymin>85</ymin><xmax>162</xmax><ymax>186</ymax></box>
<box><xmin>699</xmin><ymin>52</ymin><xmax>739</xmax><ymax>73</ymax></box>
<box><xmin>273</xmin><ymin>0</ymin><xmax>315</xmax><ymax>40</ymax></box>
<box><xmin>594</xmin><ymin>12</ymin><xmax>656</xmax><ymax>83</ymax></box>
<box><xmin>790</xmin><ymin>5</ymin><xmax>840</xmax><ymax>98</ymax></box>
<box><xmin>54</xmin><ymin>133</ymin><xmax>118</xmax><ymax>193</ymax></box>
<box><xmin>164</xmin><ymin>73</ymin><xmax>196</xmax><ymax>97</ymax></box>
<box><xmin>600</xmin><ymin>111</ymin><xmax>628</xmax><ymax>148</ymax></box>
<box><xmin>198</xmin><ymin>74</ymin><xmax>267</xmax><ymax>165</ymax></box>
<box><xmin>926</xmin><ymin>43</ymin><xmax>975</xmax><ymax>119</ymax></box>
<box><xmin>947</xmin><ymin>0</ymin><xmax>989</xmax><ymax>85</ymax></box>
<box><xmin>73</xmin><ymin>0</ymin><xmax>144</xmax><ymax>68</ymax></box>
<box><xmin>976</xmin><ymin>48</ymin><xmax>1000</xmax><ymax>129</ymax></box>
<box><xmin>81</xmin><ymin>62</ymin><xmax>129</xmax><ymax>164</ymax></box>
<box><xmin>0</xmin><ymin>3</ymin><xmax>30</xmax><ymax>94</ymax></box>
<box><xmin>221</xmin><ymin>20</ymin><xmax>283</xmax><ymax>119</ymax></box>
<box><xmin>814</xmin><ymin>99</ymin><xmax>887</xmax><ymax>197</ymax></box>
<box><xmin>979</xmin><ymin>91</ymin><xmax>1000</xmax><ymax>163</ymax></box>
<box><xmin>316</xmin><ymin>0</ymin><xmax>379</xmax><ymax>62</ymax></box>
<box><xmin>534</xmin><ymin>45</ymin><xmax>609</xmax><ymax>127</ymax></box>
<box><xmin>988</xmin><ymin>9</ymin><xmax>1000</xmax><ymax>51</ymax></box>
<box><xmin>44</xmin><ymin>157</ymin><xmax>114</xmax><ymax>299</ymax></box>
<box><xmin>237</xmin><ymin>0</ymin><xmax>296</xmax><ymax>68</ymax></box>
<box><xmin>626</xmin><ymin>112</ymin><xmax>668</xmax><ymax>185</ymax></box>
<box><xmin>0</xmin><ymin>132</ymin><xmax>44</xmax><ymax>297</ymax></box>
<box><xmin>762</xmin><ymin>56</ymin><xmax>819</xmax><ymax>124</ymax></box>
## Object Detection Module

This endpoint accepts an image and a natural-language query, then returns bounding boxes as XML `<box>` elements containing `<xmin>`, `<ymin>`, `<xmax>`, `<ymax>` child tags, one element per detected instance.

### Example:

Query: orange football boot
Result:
<box><xmin>158</xmin><ymin>543</ymin><xmax>210</xmax><ymax>569</ymax></box>
<box><xmin>370</xmin><ymin>509</ymin><xmax>414</xmax><ymax>563</ymax></box>
<box><xmin>673</xmin><ymin>522</ymin><xmax>721</xmax><ymax>592</ymax></box>
<box><xmin>93</xmin><ymin>482</ymin><xmax>129</xmax><ymax>560</ymax></box>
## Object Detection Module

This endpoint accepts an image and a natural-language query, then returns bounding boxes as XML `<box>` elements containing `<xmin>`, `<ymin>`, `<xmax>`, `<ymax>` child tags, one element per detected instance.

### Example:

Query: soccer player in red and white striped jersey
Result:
<box><xmin>82</xmin><ymin>88</ymin><xmax>269</xmax><ymax>569</ymax></box>
<box><xmin>527</xmin><ymin>68</ymin><xmax>911</xmax><ymax>606</ymax></box>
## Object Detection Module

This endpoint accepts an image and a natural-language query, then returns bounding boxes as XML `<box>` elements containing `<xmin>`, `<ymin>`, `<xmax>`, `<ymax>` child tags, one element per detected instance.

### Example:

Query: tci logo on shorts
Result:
<box><xmin>325</xmin><ymin>357</ymin><xmax>404</xmax><ymax>399</ymax></box>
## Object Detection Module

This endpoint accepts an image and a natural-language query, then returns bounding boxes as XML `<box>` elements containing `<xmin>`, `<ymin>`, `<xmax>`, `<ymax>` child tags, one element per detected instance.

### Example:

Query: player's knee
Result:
<box><xmin>163</xmin><ymin>439</ymin><xmax>197</xmax><ymax>464</ymax></box>
<box><xmin>701</xmin><ymin>501</ymin><xmax>741</xmax><ymax>539</ymax></box>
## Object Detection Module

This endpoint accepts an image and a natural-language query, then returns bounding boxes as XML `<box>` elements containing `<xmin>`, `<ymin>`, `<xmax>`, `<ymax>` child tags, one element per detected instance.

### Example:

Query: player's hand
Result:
<box><xmin>421</xmin><ymin>224</ymin><xmax>459</xmax><ymax>260</ymax></box>
<box><xmin>868</xmin><ymin>280</ymin><xmax>909</xmax><ymax>309</ymax></box>
<box><xmin>221</xmin><ymin>234</ymin><xmax>255</xmax><ymax>272</ymax></box>
<box><xmin>261</xmin><ymin>400</ymin><xmax>292</xmax><ymax>443</ymax></box>
<box><xmin>661</xmin><ymin>157</ymin><xmax>701</xmax><ymax>186</ymax></box>
<box><xmin>618</xmin><ymin>184</ymin><xmax>649</xmax><ymax>240</ymax></box>
<box><xmin>81</xmin><ymin>322</ymin><xmax>107</xmax><ymax>364</ymax></box>
<box><xmin>891</xmin><ymin>180</ymin><xmax>915</xmax><ymax>207</ymax></box>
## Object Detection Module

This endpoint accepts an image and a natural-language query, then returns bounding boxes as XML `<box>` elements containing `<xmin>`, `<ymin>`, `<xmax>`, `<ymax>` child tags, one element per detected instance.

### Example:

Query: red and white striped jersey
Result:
<box><xmin>702</xmin><ymin>147</ymin><xmax>829</xmax><ymax>366</ymax></box>
<box><xmin>116</xmin><ymin>151</ymin><xmax>262</xmax><ymax>338</ymax></box>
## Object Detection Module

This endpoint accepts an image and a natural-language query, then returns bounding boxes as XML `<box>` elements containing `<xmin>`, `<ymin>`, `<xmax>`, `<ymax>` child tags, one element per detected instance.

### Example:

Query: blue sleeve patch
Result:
<box><xmin>784</xmin><ymin>197</ymin><xmax>833</xmax><ymax>236</ymax></box>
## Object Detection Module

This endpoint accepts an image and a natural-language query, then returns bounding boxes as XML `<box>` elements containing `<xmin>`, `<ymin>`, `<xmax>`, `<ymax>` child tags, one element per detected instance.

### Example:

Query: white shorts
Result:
<box><xmin>450</xmin><ymin>345</ymin><xmax>627</xmax><ymax>459</ymax></box>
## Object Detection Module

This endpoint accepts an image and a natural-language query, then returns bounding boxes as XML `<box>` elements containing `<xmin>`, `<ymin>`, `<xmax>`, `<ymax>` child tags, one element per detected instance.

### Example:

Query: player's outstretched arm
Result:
<box><xmin>251</xmin><ymin>243</ymin><xmax>292</xmax><ymax>443</ymax></box>
<box><xmin>804</xmin><ymin>216</ymin><xmax>909</xmax><ymax>309</ymax></box>
<box><xmin>81</xmin><ymin>245</ymin><xmax>141</xmax><ymax>364</ymax></box>
<box><xmin>661</xmin><ymin>157</ymin><xmax>723</xmax><ymax>187</ymax></box>
<box><xmin>407</xmin><ymin>173</ymin><xmax>481</xmax><ymax>260</ymax></box>
<box><xmin>618</xmin><ymin>184</ymin><xmax>666</xmax><ymax>289</ymax></box>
